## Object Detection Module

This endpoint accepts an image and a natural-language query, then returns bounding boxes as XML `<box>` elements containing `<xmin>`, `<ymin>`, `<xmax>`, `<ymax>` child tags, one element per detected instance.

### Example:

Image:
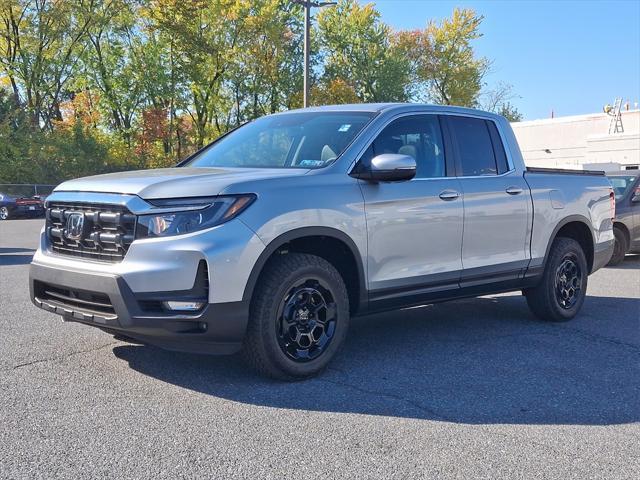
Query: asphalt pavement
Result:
<box><xmin>1</xmin><ymin>219</ymin><xmax>638</xmax><ymax>479</ymax></box>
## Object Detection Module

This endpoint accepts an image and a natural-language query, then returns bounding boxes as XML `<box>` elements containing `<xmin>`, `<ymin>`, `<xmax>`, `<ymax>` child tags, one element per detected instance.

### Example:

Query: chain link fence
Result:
<box><xmin>0</xmin><ymin>184</ymin><xmax>57</xmax><ymax>198</ymax></box>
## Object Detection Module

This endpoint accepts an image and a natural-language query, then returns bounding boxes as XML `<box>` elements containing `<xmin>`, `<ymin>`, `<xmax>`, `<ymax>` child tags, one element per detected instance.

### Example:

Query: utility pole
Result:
<box><xmin>292</xmin><ymin>0</ymin><xmax>336</xmax><ymax>108</ymax></box>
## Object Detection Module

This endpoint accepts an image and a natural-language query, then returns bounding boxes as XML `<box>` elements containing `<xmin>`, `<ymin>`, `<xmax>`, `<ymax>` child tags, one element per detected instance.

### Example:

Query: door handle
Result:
<box><xmin>439</xmin><ymin>190</ymin><xmax>460</xmax><ymax>201</ymax></box>
<box><xmin>506</xmin><ymin>186</ymin><xmax>523</xmax><ymax>195</ymax></box>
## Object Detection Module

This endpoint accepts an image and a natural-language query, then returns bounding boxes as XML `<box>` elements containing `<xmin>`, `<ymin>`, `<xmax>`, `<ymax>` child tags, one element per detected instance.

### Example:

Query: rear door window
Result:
<box><xmin>448</xmin><ymin>116</ymin><xmax>498</xmax><ymax>176</ymax></box>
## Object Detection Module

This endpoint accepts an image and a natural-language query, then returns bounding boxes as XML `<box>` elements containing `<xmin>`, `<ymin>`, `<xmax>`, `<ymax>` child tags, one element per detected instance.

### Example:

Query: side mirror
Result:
<box><xmin>632</xmin><ymin>193</ymin><xmax>640</xmax><ymax>203</ymax></box>
<box><xmin>351</xmin><ymin>154</ymin><xmax>416</xmax><ymax>182</ymax></box>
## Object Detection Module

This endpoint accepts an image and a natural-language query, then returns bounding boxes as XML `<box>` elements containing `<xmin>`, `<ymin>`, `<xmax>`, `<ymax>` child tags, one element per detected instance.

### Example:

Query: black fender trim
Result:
<box><xmin>242</xmin><ymin>227</ymin><xmax>368</xmax><ymax>312</ymax></box>
<box><xmin>538</xmin><ymin>214</ymin><xmax>596</xmax><ymax>274</ymax></box>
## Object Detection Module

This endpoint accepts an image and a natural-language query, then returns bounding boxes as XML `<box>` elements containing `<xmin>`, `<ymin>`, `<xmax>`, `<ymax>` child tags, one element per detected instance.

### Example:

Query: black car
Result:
<box><xmin>0</xmin><ymin>192</ymin><xmax>45</xmax><ymax>220</ymax></box>
<box><xmin>606</xmin><ymin>171</ymin><xmax>640</xmax><ymax>265</ymax></box>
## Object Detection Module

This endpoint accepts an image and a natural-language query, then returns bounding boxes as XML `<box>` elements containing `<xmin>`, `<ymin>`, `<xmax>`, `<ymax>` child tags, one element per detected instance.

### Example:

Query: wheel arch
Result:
<box><xmin>613</xmin><ymin>221</ymin><xmax>631</xmax><ymax>249</ymax></box>
<box><xmin>543</xmin><ymin>215</ymin><xmax>596</xmax><ymax>273</ymax></box>
<box><xmin>242</xmin><ymin>227</ymin><xmax>368</xmax><ymax>315</ymax></box>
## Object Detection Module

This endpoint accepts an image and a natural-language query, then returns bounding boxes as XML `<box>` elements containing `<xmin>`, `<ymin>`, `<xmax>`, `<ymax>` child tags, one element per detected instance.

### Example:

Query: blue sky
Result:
<box><xmin>366</xmin><ymin>0</ymin><xmax>640</xmax><ymax>120</ymax></box>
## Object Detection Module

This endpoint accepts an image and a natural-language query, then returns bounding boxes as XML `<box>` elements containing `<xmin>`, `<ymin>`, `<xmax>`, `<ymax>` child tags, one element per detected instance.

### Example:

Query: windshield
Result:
<box><xmin>607</xmin><ymin>174</ymin><xmax>638</xmax><ymax>199</ymax></box>
<box><xmin>185</xmin><ymin>112</ymin><xmax>375</xmax><ymax>169</ymax></box>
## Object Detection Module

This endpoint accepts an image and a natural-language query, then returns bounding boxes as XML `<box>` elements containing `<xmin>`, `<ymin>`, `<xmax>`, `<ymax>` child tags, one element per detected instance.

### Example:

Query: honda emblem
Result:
<box><xmin>65</xmin><ymin>212</ymin><xmax>85</xmax><ymax>240</ymax></box>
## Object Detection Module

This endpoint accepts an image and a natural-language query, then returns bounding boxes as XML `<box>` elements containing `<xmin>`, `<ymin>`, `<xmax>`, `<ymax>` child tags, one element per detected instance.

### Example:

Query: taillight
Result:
<box><xmin>609</xmin><ymin>188</ymin><xmax>616</xmax><ymax>219</ymax></box>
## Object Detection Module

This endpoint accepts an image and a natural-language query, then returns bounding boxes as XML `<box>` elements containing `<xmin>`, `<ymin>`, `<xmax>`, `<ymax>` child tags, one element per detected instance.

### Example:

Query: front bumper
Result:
<box><xmin>30</xmin><ymin>262</ymin><xmax>249</xmax><ymax>355</ymax></box>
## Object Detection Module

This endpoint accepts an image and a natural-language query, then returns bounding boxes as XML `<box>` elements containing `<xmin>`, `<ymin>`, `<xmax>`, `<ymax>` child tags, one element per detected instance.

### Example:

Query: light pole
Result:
<box><xmin>292</xmin><ymin>0</ymin><xmax>336</xmax><ymax>108</ymax></box>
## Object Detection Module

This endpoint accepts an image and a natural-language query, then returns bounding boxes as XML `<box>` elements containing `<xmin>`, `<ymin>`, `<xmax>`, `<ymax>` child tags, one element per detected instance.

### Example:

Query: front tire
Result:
<box><xmin>0</xmin><ymin>206</ymin><xmax>9</xmax><ymax>220</ymax></box>
<box><xmin>242</xmin><ymin>253</ymin><xmax>350</xmax><ymax>380</ymax></box>
<box><xmin>607</xmin><ymin>227</ymin><xmax>628</xmax><ymax>266</ymax></box>
<box><xmin>524</xmin><ymin>237</ymin><xmax>588</xmax><ymax>322</ymax></box>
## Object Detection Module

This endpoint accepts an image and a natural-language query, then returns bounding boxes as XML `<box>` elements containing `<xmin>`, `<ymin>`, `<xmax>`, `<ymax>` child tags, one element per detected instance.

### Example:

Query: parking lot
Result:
<box><xmin>0</xmin><ymin>218</ymin><xmax>638</xmax><ymax>479</ymax></box>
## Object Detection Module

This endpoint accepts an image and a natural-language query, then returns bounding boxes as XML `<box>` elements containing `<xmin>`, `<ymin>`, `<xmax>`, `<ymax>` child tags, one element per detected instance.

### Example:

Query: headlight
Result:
<box><xmin>136</xmin><ymin>195</ymin><xmax>255</xmax><ymax>239</ymax></box>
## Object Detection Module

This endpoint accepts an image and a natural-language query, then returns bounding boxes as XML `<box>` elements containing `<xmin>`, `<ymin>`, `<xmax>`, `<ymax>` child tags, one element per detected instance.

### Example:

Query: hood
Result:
<box><xmin>54</xmin><ymin>167</ymin><xmax>309</xmax><ymax>200</ymax></box>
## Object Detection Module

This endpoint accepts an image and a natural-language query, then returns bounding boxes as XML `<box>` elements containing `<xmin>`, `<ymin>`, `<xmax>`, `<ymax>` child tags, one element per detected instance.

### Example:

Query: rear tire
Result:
<box><xmin>607</xmin><ymin>227</ymin><xmax>628</xmax><ymax>266</ymax></box>
<box><xmin>524</xmin><ymin>237</ymin><xmax>588</xmax><ymax>322</ymax></box>
<box><xmin>242</xmin><ymin>253</ymin><xmax>350</xmax><ymax>380</ymax></box>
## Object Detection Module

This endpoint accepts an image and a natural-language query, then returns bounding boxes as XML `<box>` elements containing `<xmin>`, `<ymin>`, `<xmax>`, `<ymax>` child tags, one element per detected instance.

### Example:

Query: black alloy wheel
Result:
<box><xmin>524</xmin><ymin>237</ymin><xmax>588</xmax><ymax>322</ymax></box>
<box><xmin>242</xmin><ymin>252</ymin><xmax>350</xmax><ymax>380</ymax></box>
<box><xmin>554</xmin><ymin>254</ymin><xmax>582</xmax><ymax>309</ymax></box>
<box><xmin>276</xmin><ymin>278</ymin><xmax>338</xmax><ymax>362</ymax></box>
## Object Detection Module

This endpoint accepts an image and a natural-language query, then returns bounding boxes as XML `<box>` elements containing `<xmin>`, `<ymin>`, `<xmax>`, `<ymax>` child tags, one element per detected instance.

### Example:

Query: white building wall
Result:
<box><xmin>511</xmin><ymin>110</ymin><xmax>640</xmax><ymax>170</ymax></box>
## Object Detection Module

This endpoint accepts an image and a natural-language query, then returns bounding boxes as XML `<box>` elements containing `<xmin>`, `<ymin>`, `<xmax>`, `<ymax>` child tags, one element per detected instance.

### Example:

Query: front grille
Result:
<box><xmin>46</xmin><ymin>202</ymin><xmax>136</xmax><ymax>262</ymax></box>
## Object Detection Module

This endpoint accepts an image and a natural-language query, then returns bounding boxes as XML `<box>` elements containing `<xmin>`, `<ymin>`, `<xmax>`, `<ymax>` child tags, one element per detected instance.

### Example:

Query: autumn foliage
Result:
<box><xmin>0</xmin><ymin>0</ymin><xmax>521</xmax><ymax>184</ymax></box>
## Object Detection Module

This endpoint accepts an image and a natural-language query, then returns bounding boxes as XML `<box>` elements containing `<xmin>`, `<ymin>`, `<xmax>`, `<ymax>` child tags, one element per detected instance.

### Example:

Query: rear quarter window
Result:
<box><xmin>486</xmin><ymin>121</ymin><xmax>510</xmax><ymax>174</ymax></box>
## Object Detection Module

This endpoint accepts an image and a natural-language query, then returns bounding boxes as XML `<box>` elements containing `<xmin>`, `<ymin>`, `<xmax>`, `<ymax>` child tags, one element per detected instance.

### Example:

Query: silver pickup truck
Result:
<box><xmin>30</xmin><ymin>104</ymin><xmax>615</xmax><ymax>379</ymax></box>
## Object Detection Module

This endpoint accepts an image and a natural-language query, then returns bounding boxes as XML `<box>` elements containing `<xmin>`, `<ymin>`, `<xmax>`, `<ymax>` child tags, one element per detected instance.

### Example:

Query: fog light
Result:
<box><xmin>162</xmin><ymin>301</ymin><xmax>206</xmax><ymax>312</ymax></box>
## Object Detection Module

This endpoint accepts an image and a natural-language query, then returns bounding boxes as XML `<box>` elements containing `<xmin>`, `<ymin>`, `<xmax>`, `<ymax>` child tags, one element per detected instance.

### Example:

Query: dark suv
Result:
<box><xmin>606</xmin><ymin>171</ymin><xmax>640</xmax><ymax>265</ymax></box>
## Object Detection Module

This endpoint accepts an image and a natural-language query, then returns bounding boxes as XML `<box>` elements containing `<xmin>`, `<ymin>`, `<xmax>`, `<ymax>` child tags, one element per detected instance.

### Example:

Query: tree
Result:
<box><xmin>0</xmin><ymin>86</ymin><xmax>32</xmax><ymax>182</ymax></box>
<box><xmin>0</xmin><ymin>85</ymin><xmax>113</xmax><ymax>184</ymax></box>
<box><xmin>78</xmin><ymin>0</ymin><xmax>146</xmax><ymax>146</ymax></box>
<box><xmin>0</xmin><ymin>1</ymin><xmax>524</xmax><ymax>185</ymax></box>
<box><xmin>311</xmin><ymin>78</ymin><xmax>359</xmax><ymax>105</ymax></box>
<box><xmin>149</xmin><ymin>0</ymin><xmax>250</xmax><ymax>147</ymax></box>
<box><xmin>496</xmin><ymin>102</ymin><xmax>523</xmax><ymax>122</ymax></box>
<box><xmin>0</xmin><ymin>0</ymin><xmax>96</xmax><ymax>130</ymax></box>
<box><xmin>316</xmin><ymin>0</ymin><xmax>412</xmax><ymax>104</ymax></box>
<box><xmin>134</xmin><ymin>22</ymin><xmax>190</xmax><ymax>158</ymax></box>
<box><xmin>479</xmin><ymin>82</ymin><xmax>523</xmax><ymax>121</ymax></box>
<box><xmin>406</xmin><ymin>8</ymin><xmax>489</xmax><ymax>107</ymax></box>
<box><xmin>227</xmin><ymin>0</ymin><xmax>303</xmax><ymax>122</ymax></box>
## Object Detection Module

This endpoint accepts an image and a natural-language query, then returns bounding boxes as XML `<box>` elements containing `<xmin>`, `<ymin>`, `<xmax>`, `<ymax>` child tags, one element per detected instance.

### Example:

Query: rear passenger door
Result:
<box><xmin>444</xmin><ymin>115</ymin><xmax>531</xmax><ymax>284</ymax></box>
<box><xmin>356</xmin><ymin>114</ymin><xmax>464</xmax><ymax>300</ymax></box>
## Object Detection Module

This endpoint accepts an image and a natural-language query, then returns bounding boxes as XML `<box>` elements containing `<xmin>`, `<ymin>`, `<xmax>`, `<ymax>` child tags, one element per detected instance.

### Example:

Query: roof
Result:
<box><xmin>605</xmin><ymin>170</ymin><xmax>639</xmax><ymax>177</ymax></box>
<box><xmin>513</xmin><ymin>109</ymin><xmax>640</xmax><ymax>127</ymax></box>
<box><xmin>279</xmin><ymin>103</ymin><xmax>505</xmax><ymax>119</ymax></box>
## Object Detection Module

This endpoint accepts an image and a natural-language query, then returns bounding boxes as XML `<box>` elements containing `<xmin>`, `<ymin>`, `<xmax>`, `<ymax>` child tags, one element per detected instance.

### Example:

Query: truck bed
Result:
<box><xmin>526</xmin><ymin>167</ymin><xmax>605</xmax><ymax>176</ymax></box>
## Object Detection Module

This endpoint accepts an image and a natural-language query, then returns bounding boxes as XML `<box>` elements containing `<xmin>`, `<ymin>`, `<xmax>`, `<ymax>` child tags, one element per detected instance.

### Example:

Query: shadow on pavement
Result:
<box><xmin>0</xmin><ymin>247</ymin><xmax>36</xmax><ymax>254</ymax></box>
<box><xmin>605</xmin><ymin>254</ymin><xmax>640</xmax><ymax>270</ymax></box>
<box><xmin>113</xmin><ymin>294</ymin><xmax>640</xmax><ymax>426</ymax></box>
<box><xmin>0</xmin><ymin>248</ymin><xmax>34</xmax><ymax>266</ymax></box>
